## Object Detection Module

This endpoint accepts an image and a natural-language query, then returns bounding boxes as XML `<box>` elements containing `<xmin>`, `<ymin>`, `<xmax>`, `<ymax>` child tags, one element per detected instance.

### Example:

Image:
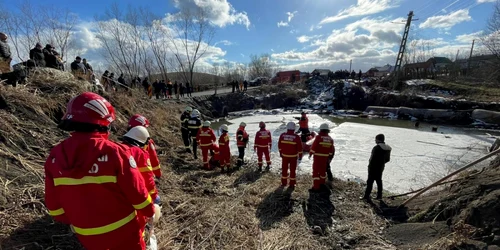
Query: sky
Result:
<box><xmin>0</xmin><ymin>0</ymin><xmax>497</xmax><ymax>73</ymax></box>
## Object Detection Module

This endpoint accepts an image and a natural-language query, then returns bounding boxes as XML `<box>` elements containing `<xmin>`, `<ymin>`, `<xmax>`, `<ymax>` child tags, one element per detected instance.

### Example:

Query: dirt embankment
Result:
<box><xmin>0</xmin><ymin>71</ymin><xmax>393</xmax><ymax>250</ymax></box>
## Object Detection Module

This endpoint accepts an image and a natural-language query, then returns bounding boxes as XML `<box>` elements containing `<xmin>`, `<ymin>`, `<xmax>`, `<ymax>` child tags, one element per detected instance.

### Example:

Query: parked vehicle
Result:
<box><xmin>249</xmin><ymin>77</ymin><xmax>268</xmax><ymax>86</ymax></box>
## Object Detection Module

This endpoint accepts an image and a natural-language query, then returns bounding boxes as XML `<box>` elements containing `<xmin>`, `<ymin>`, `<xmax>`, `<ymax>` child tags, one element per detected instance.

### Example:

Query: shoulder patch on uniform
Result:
<box><xmin>129</xmin><ymin>156</ymin><xmax>137</xmax><ymax>168</ymax></box>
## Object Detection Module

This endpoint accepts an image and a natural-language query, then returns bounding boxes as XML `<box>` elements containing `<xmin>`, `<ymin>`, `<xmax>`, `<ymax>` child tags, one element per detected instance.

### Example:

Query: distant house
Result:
<box><xmin>311</xmin><ymin>69</ymin><xmax>332</xmax><ymax>78</ymax></box>
<box><xmin>366</xmin><ymin>64</ymin><xmax>394</xmax><ymax>77</ymax></box>
<box><xmin>455</xmin><ymin>54</ymin><xmax>497</xmax><ymax>70</ymax></box>
<box><xmin>428</xmin><ymin>57</ymin><xmax>453</xmax><ymax>71</ymax></box>
<box><xmin>273</xmin><ymin>70</ymin><xmax>300</xmax><ymax>83</ymax></box>
<box><xmin>403</xmin><ymin>57</ymin><xmax>453</xmax><ymax>78</ymax></box>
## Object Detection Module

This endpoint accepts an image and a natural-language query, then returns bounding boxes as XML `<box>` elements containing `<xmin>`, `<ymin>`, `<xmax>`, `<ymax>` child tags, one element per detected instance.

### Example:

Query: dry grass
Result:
<box><xmin>0</xmin><ymin>70</ymin><xmax>393</xmax><ymax>250</ymax></box>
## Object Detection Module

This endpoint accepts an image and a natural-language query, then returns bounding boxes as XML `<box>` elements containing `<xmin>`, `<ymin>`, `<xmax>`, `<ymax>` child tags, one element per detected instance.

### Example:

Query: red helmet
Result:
<box><xmin>128</xmin><ymin>114</ymin><xmax>150</xmax><ymax>128</ymax></box>
<box><xmin>259</xmin><ymin>121</ymin><xmax>266</xmax><ymax>128</ymax></box>
<box><xmin>62</xmin><ymin>92</ymin><xmax>115</xmax><ymax>127</ymax></box>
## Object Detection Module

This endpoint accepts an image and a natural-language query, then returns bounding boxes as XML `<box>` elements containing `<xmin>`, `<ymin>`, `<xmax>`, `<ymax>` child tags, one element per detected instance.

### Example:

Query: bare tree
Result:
<box><xmin>212</xmin><ymin>63</ymin><xmax>221</xmax><ymax>94</ymax></box>
<box><xmin>248</xmin><ymin>54</ymin><xmax>273</xmax><ymax>80</ymax></box>
<box><xmin>166</xmin><ymin>5</ymin><xmax>215</xmax><ymax>90</ymax></box>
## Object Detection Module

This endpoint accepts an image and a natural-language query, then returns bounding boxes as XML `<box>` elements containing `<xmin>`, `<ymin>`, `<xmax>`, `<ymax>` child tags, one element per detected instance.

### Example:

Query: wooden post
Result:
<box><xmin>399</xmin><ymin>148</ymin><xmax>500</xmax><ymax>208</ymax></box>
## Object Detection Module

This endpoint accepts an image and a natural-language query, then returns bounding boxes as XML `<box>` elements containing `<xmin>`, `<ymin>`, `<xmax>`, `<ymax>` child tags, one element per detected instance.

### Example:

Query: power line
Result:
<box><xmin>418</xmin><ymin>0</ymin><xmax>459</xmax><ymax>19</ymax></box>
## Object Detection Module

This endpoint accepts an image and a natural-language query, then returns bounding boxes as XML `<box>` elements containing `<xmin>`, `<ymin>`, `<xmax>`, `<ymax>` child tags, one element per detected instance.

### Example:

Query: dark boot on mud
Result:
<box><xmin>326</xmin><ymin>180</ymin><xmax>334</xmax><ymax>189</ymax></box>
<box><xmin>265</xmin><ymin>165</ymin><xmax>270</xmax><ymax>172</ymax></box>
<box><xmin>193</xmin><ymin>154</ymin><xmax>198</xmax><ymax>160</ymax></box>
<box><xmin>221</xmin><ymin>167</ymin><xmax>225</xmax><ymax>173</ymax></box>
<box><xmin>258</xmin><ymin>166</ymin><xmax>262</xmax><ymax>172</ymax></box>
<box><xmin>186</xmin><ymin>148</ymin><xmax>192</xmax><ymax>154</ymax></box>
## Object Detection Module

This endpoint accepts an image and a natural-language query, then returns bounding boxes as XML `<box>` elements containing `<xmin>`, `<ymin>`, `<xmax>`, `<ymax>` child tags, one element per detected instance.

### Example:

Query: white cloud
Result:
<box><xmin>477</xmin><ymin>0</ymin><xmax>496</xmax><ymax>3</ymax></box>
<box><xmin>277</xmin><ymin>21</ymin><xmax>289</xmax><ymax>27</ymax></box>
<box><xmin>419</xmin><ymin>9</ymin><xmax>472</xmax><ymax>30</ymax></box>
<box><xmin>287</xmin><ymin>11</ymin><xmax>298</xmax><ymax>22</ymax></box>
<box><xmin>319</xmin><ymin>0</ymin><xmax>400</xmax><ymax>25</ymax></box>
<box><xmin>172</xmin><ymin>0</ymin><xmax>251</xmax><ymax>29</ymax></box>
<box><xmin>455</xmin><ymin>31</ymin><xmax>484</xmax><ymax>43</ymax></box>
<box><xmin>215</xmin><ymin>40</ymin><xmax>233</xmax><ymax>46</ymax></box>
<box><xmin>297</xmin><ymin>35</ymin><xmax>322</xmax><ymax>43</ymax></box>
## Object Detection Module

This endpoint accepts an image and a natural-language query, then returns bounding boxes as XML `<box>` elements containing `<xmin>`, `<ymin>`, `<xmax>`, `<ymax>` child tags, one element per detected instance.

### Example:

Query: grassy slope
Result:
<box><xmin>0</xmin><ymin>70</ymin><xmax>393</xmax><ymax>250</ymax></box>
<box><xmin>418</xmin><ymin>79</ymin><xmax>500</xmax><ymax>103</ymax></box>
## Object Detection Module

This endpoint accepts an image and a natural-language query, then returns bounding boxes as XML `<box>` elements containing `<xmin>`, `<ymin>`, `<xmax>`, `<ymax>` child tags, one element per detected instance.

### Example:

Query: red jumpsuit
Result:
<box><xmin>127</xmin><ymin>144</ymin><xmax>157</xmax><ymax>202</ymax></box>
<box><xmin>196</xmin><ymin>127</ymin><xmax>217</xmax><ymax>169</ymax></box>
<box><xmin>44</xmin><ymin>132</ymin><xmax>155</xmax><ymax>250</ymax></box>
<box><xmin>218</xmin><ymin>132</ymin><xmax>231</xmax><ymax>169</ymax></box>
<box><xmin>254</xmin><ymin>128</ymin><xmax>272</xmax><ymax>168</ymax></box>
<box><xmin>310</xmin><ymin>132</ymin><xmax>335</xmax><ymax>190</ymax></box>
<box><xmin>145</xmin><ymin>138</ymin><xmax>161</xmax><ymax>178</ymax></box>
<box><xmin>236</xmin><ymin>127</ymin><xmax>249</xmax><ymax>167</ymax></box>
<box><xmin>278</xmin><ymin>131</ymin><xmax>303</xmax><ymax>186</ymax></box>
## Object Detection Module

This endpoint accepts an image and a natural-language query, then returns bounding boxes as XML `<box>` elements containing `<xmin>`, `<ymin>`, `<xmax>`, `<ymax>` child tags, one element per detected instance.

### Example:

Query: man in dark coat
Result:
<box><xmin>43</xmin><ymin>44</ymin><xmax>59</xmax><ymax>69</ymax></box>
<box><xmin>0</xmin><ymin>32</ymin><xmax>12</xmax><ymax>73</ymax></box>
<box><xmin>362</xmin><ymin>134</ymin><xmax>392</xmax><ymax>201</ymax></box>
<box><xmin>29</xmin><ymin>43</ymin><xmax>45</xmax><ymax>67</ymax></box>
<box><xmin>70</xmin><ymin>56</ymin><xmax>86</xmax><ymax>74</ymax></box>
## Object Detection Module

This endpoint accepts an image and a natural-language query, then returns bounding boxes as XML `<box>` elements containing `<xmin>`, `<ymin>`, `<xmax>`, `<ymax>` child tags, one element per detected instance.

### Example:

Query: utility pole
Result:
<box><xmin>349</xmin><ymin>59</ymin><xmax>352</xmax><ymax>72</ymax></box>
<box><xmin>392</xmin><ymin>11</ymin><xmax>416</xmax><ymax>89</ymax></box>
<box><xmin>466</xmin><ymin>39</ymin><xmax>475</xmax><ymax>76</ymax></box>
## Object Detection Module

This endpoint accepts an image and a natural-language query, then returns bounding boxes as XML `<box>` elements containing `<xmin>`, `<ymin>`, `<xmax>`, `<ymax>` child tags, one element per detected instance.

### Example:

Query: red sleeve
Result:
<box><xmin>296</xmin><ymin>135</ymin><xmax>303</xmax><ymax>156</ymax></box>
<box><xmin>310</xmin><ymin>136</ymin><xmax>320</xmax><ymax>155</ymax></box>
<box><xmin>148</xmin><ymin>140</ymin><xmax>161</xmax><ymax>178</ymax></box>
<box><xmin>116</xmin><ymin>148</ymin><xmax>155</xmax><ymax>218</ymax></box>
<box><xmin>196</xmin><ymin>129</ymin><xmax>201</xmax><ymax>142</ymax></box>
<box><xmin>278</xmin><ymin>134</ymin><xmax>283</xmax><ymax>152</ymax></box>
<box><xmin>44</xmin><ymin>150</ymin><xmax>70</xmax><ymax>224</ymax></box>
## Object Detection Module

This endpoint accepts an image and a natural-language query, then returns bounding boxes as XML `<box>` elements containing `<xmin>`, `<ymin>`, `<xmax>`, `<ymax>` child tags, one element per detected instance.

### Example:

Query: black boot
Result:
<box><xmin>265</xmin><ymin>165</ymin><xmax>270</xmax><ymax>172</ymax></box>
<box><xmin>258</xmin><ymin>166</ymin><xmax>262</xmax><ymax>172</ymax></box>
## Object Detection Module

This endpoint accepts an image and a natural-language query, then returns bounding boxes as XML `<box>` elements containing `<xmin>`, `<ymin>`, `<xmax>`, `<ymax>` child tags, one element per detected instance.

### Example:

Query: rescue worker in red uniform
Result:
<box><xmin>188</xmin><ymin>109</ymin><xmax>202</xmax><ymax>159</ymax></box>
<box><xmin>196</xmin><ymin>121</ymin><xmax>217</xmax><ymax>170</ymax></box>
<box><xmin>309</xmin><ymin>123</ymin><xmax>335</xmax><ymax>192</ymax></box>
<box><xmin>254</xmin><ymin>121</ymin><xmax>272</xmax><ymax>172</ymax></box>
<box><xmin>45</xmin><ymin>92</ymin><xmax>155</xmax><ymax>250</ymax></box>
<box><xmin>128</xmin><ymin>114</ymin><xmax>162</xmax><ymax>179</ymax></box>
<box><xmin>122</xmin><ymin>126</ymin><xmax>158</xmax><ymax>204</ymax></box>
<box><xmin>278</xmin><ymin>122</ymin><xmax>303</xmax><ymax>187</ymax></box>
<box><xmin>236</xmin><ymin>122</ymin><xmax>249</xmax><ymax>169</ymax></box>
<box><xmin>209</xmin><ymin>143</ymin><xmax>221</xmax><ymax>169</ymax></box>
<box><xmin>180</xmin><ymin>107</ymin><xmax>192</xmax><ymax>153</ymax></box>
<box><xmin>295</xmin><ymin>112</ymin><xmax>310</xmax><ymax>142</ymax></box>
<box><xmin>218</xmin><ymin>124</ymin><xmax>231</xmax><ymax>172</ymax></box>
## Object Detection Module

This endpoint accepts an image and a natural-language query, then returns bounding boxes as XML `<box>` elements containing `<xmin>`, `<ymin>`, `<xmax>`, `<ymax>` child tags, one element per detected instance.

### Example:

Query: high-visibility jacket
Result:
<box><xmin>188</xmin><ymin>117</ymin><xmax>202</xmax><ymax>137</ymax></box>
<box><xmin>125</xmin><ymin>143</ymin><xmax>157</xmax><ymax>201</ymax></box>
<box><xmin>180</xmin><ymin>111</ymin><xmax>190</xmax><ymax>130</ymax></box>
<box><xmin>219</xmin><ymin>132</ymin><xmax>230</xmax><ymax>152</ymax></box>
<box><xmin>254</xmin><ymin>128</ymin><xmax>272</xmax><ymax>149</ymax></box>
<box><xmin>278</xmin><ymin>131</ymin><xmax>303</xmax><ymax>158</ymax></box>
<box><xmin>211</xmin><ymin>143</ymin><xmax>220</xmax><ymax>161</ymax></box>
<box><xmin>236</xmin><ymin>126</ymin><xmax>249</xmax><ymax>148</ymax></box>
<box><xmin>310</xmin><ymin>132</ymin><xmax>335</xmax><ymax>158</ymax></box>
<box><xmin>44</xmin><ymin>132</ymin><xmax>154</xmax><ymax>250</ymax></box>
<box><xmin>299</xmin><ymin>116</ymin><xmax>309</xmax><ymax>129</ymax></box>
<box><xmin>145</xmin><ymin>138</ymin><xmax>161</xmax><ymax>178</ymax></box>
<box><xmin>196</xmin><ymin>127</ymin><xmax>217</xmax><ymax>147</ymax></box>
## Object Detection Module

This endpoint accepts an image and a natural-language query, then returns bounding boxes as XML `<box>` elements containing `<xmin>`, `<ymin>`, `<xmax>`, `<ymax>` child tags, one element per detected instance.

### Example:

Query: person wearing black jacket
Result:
<box><xmin>29</xmin><ymin>43</ymin><xmax>45</xmax><ymax>67</ymax></box>
<box><xmin>0</xmin><ymin>32</ymin><xmax>11</xmax><ymax>73</ymax></box>
<box><xmin>188</xmin><ymin>109</ymin><xmax>202</xmax><ymax>159</ymax></box>
<box><xmin>43</xmin><ymin>44</ymin><xmax>58</xmax><ymax>69</ymax></box>
<box><xmin>362</xmin><ymin>134</ymin><xmax>392</xmax><ymax>201</ymax></box>
<box><xmin>186</xmin><ymin>81</ymin><xmax>192</xmax><ymax>97</ymax></box>
<box><xmin>153</xmin><ymin>80</ymin><xmax>161</xmax><ymax>99</ymax></box>
<box><xmin>180</xmin><ymin>107</ymin><xmax>192</xmax><ymax>153</ymax></box>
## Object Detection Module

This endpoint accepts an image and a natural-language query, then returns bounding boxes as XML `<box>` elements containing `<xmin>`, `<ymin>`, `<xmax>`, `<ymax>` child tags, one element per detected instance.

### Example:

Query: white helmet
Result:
<box><xmin>124</xmin><ymin>126</ymin><xmax>150</xmax><ymax>144</ymax></box>
<box><xmin>240</xmin><ymin>122</ymin><xmax>247</xmax><ymax>127</ymax></box>
<box><xmin>319</xmin><ymin>123</ymin><xmax>330</xmax><ymax>130</ymax></box>
<box><xmin>286</xmin><ymin>122</ymin><xmax>296</xmax><ymax>130</ymax></box>
<box><xmin>185</xmin><ymin>106</ymin><xmax>193</xmax><ymax>112</ymax></box>
<box><xmin>220</xmin><ymin>124</ymin><xmax>229</xmax><ymax>132</ymax></box>
<box><xmin>203</xmin><ymin>121</ymin><xmax>211</xmax><ymax>127</ymax></box>
<box><xmin>191</xmin><ymin>109</ymin><xmax>200</xmax><ymax>117</ymax></box>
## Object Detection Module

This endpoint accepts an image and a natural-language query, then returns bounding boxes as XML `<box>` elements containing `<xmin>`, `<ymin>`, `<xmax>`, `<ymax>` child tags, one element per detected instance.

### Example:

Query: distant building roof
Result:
<box><xmin>428</xmin><ymin>57</ymin><xmax>453</xmax><ymax>64</ymax></box>
<box><xmin>312</xmin><ymin>69</ymin><xmax>331</xmax><ymax>76</ymax></box>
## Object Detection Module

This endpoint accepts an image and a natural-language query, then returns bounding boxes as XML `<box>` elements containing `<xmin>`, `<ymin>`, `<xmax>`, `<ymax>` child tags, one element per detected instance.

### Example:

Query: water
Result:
<box><xmin>211</xmin><ymin>111</ymin><xmax>498</xmax><ymax>194</ymax></box>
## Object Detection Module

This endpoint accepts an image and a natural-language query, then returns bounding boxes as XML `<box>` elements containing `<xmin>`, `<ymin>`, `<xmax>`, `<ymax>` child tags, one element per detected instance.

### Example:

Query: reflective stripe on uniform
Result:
<box><xmin>71</xmin><ymin>211</ymin><xmax>136</xmax><ymax>236</ymax></box>
<box><xmin>313</xmin><ymin>153</ymin><xmax>330</xmax><ymax>157</ymax></box>
<box><xmin>281</xmin><ymin>176</ymin><xmax>288</xmax><ymax>179</ymax></box>
<box><xmin>199</xmin><ymin>134</ymin><xmax>212</xmax><ymax>137</ymax></box>
<box><xmin>256</xmin><ymin>145</ymin><xmax>269</xmax><ymax>148</ymax></box>
<box><xmin>133</xmin><ymin>195</ymin><xmax>152</xmax><ymax>210</ymax></box>
<box><xmin>54</xmin><ymin>176</ymin><xmax>117</xmax><ymax>186</ymax></box>
<box><xmin>152</xmin><ymin>165</ymin><xmax>161</xmax><ymax>171</ymax></box>
<box><xmin>319</xmin><ymin>142</ymin><xmax>332</xmax><ymax>147</ymax></box>
<box><xmin>219</xmin><ymin>143</ymin><xmax>226</xmax><ymax>145</ymax></box>
<box><xmin>282</xmin><ymin>153</ymin><xmax>298</xmax><ymax>157</ymax></box>
<box><xmin>281</xmin><ymin>141</ymin><xmax>296</xmax><ymax>145</ymax></box>
<box><xmin>49</xmin><ymin>208</ymin><xmax>65</xmax><ymax>216</ymax></box>
<box><xmin>320</xmin><ymin>175</ymin><xmax>327</xmax><ymax>179</ymax></box>
<box><xmin>188</xmin><ymin>126</ymin><xmax>201</xmax><ymax>129</ymax></box>
<box><xmin>139</xmin><ymin>166</ymin><xmax>153</xmax><ymax>173</ymax></box>
<box><xmin>200</xmin><ymin>143</ymin><xmax>212</xmax><ymax>146</ymax></box>
<box><xmin>149</xmin><ymin>189</ymin><xmax>156</xmax><ymax>195</ymax></box>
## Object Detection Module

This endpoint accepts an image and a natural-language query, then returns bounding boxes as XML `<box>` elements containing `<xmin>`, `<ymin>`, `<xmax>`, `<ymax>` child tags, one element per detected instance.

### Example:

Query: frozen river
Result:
<box><xmin>215</xmin><ymin>111</ymin><xmax>498</xmax><ymax>194</ymax></box>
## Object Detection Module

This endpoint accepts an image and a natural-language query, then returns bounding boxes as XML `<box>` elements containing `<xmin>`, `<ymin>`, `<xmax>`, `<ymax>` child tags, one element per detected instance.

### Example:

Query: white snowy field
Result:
<box><xmin>218</xmin><ymin>113</ymin><xmax>496</xmax><ymax>194</ymax></box>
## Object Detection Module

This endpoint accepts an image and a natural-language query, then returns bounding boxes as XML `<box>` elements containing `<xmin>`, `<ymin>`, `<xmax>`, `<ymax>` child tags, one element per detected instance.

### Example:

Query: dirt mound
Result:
<box><xmin>0</xmin><ymin>70</ymin><xmax>398</xmax><ymax>250</ymax></box>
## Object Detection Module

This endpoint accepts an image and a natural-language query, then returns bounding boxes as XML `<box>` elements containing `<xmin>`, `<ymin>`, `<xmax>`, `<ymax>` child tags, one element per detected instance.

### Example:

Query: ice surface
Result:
<box><xmin>221</xmin><ymin>113</ymin><xmax>496</xmax><ymax>194</ymax></box>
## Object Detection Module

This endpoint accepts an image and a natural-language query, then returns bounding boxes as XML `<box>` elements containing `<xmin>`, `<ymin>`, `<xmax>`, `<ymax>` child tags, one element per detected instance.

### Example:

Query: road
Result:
<box><xmin>189</xmin><ymin>86</ymin><xmax>259</xmax><ymax>97</ymax></box>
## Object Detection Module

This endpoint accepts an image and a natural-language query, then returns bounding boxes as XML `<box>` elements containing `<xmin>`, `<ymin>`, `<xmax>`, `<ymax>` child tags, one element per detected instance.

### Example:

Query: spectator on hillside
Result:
<box><xmin>231</xmin><ymin>80</ymin><xmax>235</xmax><ymax>93</ymax></box>
<box><xmin>244</xmin><ymin>80</ymin><xmax>248</xmax><ymax>91</ymax></box>
<box><xmin>142</xmin><ymin>77</ymin><xmax>150</xmax><ymax>95</ymax></box>
<box><xmin>173</xmin><ymin>81</ymin><xmax>178</xmax><ymax>95</ymax></box>
<box><xmin>186</xmin><ymin>81</ymin><xmax>192</xmax><ymax>97</ymax></box>
<box><xmin>159</xmin><ymin>80</ymin><xmax>167</xmax><ymax>99</ymax></box>
<box><xmin>101</xmin><ymin>70</ymin><xmax>110</xmax><ymax>91</ymax></box>
<box><xmin>70</xmin><ymin>56</ymin><xmax>86</xmax><ymax>75</ymax></box>
<box><xmin>43</xmin><ymin>44</ymin><xmax>59</xmax><ymax>69</ymax></box>
<box><xmin>83</xmin><ymin>58</ymin><xmax>93</xmax><ymax>73</ymax></box>
<box><xmin>108</xmin><ymin>73</ymin><xmax>115</xmax><ymax>91</ymax></box>
<box><xmin>0</xmin><ymin>32</ymin><xmax>12</xmax><ymax>73</ymax></box>
<box><xmin>30</xmin><ymin>43</ymin><xmax>45</xmax><ymax>67</ymax></box>
<box><xmin>167</xmin><ymin>80</ymin><xmax>173</xmax><ymax>99</ymax></box>
<box><xmin>118</xmin><ymin>73</ymin><xmax>126</xmax><ymax>91</ymax></box>
<box><xmin>153</xmin><ymin>80</ymin><xmax>161</xmax><ymax>99</ymax></box>
<box><xmin>179</xmin><ymin>82</ymin><xmax>184</xmax><ymax>97</ymax></box>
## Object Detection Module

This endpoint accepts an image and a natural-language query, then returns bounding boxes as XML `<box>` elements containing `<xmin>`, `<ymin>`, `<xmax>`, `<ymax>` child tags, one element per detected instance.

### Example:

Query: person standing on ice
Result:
<box><xmin>44</xmin><ymin>92</ymin><xmax>155</xmax><ymax>250</ymax></box>
<box><xmin>236</xmin><ymin>122</ymin><xmax>249</xmax><ymax>169</ymax></box>
<box><xmin>196</xmin><ymin>121</ymin><xmax>217</xmax><ymax>170</ymax></box>
<box><xmin>278</xmin><ymin>122</ymin><xmax>303</xmax><ymax>187</ymax></box>
<box><xmin>128</xmin><ymin>114</ymin><xmax>162</xmax><ymax>179</ymax></box>
<box><xmin>362</xmin><ymin>134</ymin><xmax>392</xmax><ymax>201</ymax></box>
<box><xmin>254</xmin><ymin>121</ymin><xmax>272</xmax><ymax>172</ymax></box>
<box><xmin>295</xmin><ymin>112</ymin><xmax>310</xmax><ymax>142</ymax></box>
<box><xmin>309</xmin><ymin>123</ymin><xmax>335</xmax><ymax>192</ymax></box>
<box><xmin>188</xmin><ymin>109</ymin><xmax>202</xmax><ymax>159</ymax></box>
<box><xmin>180</xmin><ymin>107</ymin><xmax>193</xmax><ymax>153</ymax></box>
<box><xmin>218</xmin><ymin>124</ymin><xmax>232</xmax><ymax>172</ymax></box>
